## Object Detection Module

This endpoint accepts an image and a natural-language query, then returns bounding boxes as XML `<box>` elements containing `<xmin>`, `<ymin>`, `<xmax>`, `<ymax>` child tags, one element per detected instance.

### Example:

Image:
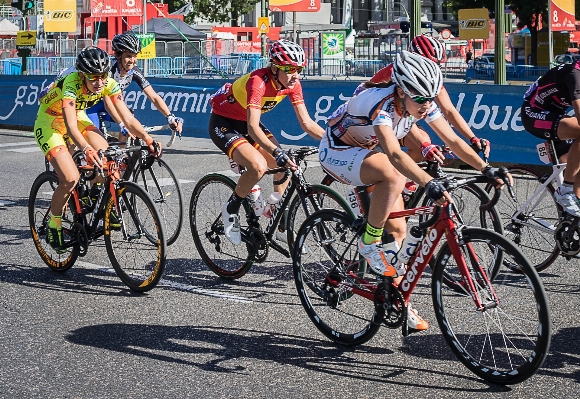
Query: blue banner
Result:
<box><xmin>0</xmin><ymin>76</ymin><xmax>544</xmax><ymax>165</ymax></box>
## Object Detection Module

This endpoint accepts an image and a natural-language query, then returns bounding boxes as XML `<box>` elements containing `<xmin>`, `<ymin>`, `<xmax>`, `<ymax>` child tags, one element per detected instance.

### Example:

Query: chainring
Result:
<box><xmin>555</xmin><ymin>219</ymin><xmax>580</xmax><ymax>257</ymax></box>
<box><xmin>374</xmin><ymin>280</ymin><xmax>405</xmax><ymax>328</ymax></box>
<box><xmin>248</xmin><ymin>226</ymin><xmax>268</xmax><ymax>263</ymax></box>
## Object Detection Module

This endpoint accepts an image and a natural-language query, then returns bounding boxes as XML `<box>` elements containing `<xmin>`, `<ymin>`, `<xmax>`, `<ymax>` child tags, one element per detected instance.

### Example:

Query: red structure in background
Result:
<box><xmin>80</xmin><ymin>3</ymin><xmax>182</xmax><ymax>40</ymax></box>
<box><xmin>211</xmin><ymin>26</ymin><xmax>282</xmax><ymax>53</ymax></box>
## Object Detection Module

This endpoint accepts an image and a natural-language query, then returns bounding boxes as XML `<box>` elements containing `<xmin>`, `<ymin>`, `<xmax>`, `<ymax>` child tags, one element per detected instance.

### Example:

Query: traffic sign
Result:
<box><xmin>440</xmin><ymin>29</ymin><xmax>452</xmax><ymax>40</ymax></box>
<box><xmin>258</xmin><ymin>17</ymin><xmax>269</xmax><ymax>34</ymax></box>
<box><xmin>16</xmin><ymin>30</ymin><xmax>36</xmax><ymax>47</ymax></box>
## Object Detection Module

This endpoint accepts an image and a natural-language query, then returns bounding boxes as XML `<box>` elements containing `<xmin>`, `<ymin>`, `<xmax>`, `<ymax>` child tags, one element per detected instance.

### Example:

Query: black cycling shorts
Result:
<box><xmin>208</xmin><ymin>113</ymin><xmax>273</xmax><ymax>158</ymax></box>
<box><xmin>521</xmin><ymin>102</ymin><xmax>572</xmax><ymax>157</ymax></box>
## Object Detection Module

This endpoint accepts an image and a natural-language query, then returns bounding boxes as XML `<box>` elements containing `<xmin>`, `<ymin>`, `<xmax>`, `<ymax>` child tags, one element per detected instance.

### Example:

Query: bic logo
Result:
<box><xmin>45</xmin><ymin>10</ymin><xmax>74</xmax><ymax>20</ymax></box>
<box><xmin>459</xmin><ymin>19</ymin><xmax>487</xmax><ymax>29</ymax></box>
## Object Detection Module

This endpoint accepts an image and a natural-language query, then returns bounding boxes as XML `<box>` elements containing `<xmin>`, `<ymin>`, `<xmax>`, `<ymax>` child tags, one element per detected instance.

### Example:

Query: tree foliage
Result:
<box><xmin>166</xmin><ymin>0</ymin><xmax>259</xmax><ymax>25</ymax></box>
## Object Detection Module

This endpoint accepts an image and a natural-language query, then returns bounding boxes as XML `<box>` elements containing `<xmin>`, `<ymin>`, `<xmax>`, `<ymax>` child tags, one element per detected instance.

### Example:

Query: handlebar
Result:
<box><xmin>265</xmin><ymin>146</ymin><xmax>319</xmax><ymax>185</ymax></box>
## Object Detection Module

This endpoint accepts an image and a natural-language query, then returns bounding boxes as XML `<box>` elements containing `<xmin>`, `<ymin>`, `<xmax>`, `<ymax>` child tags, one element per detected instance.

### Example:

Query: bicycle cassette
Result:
<box><xmin>555</xmin><ymin>220</ymin><xmax>580</xmax><ymax>257</ymax></box>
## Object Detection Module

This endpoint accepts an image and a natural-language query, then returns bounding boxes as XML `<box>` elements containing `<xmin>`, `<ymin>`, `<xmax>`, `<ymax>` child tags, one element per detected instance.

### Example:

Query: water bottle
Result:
<box><xmin>228</xmin><ymin>157</ymin><xmax>241</xmax><ymax>174</ymax></box>
<box><xmin>263</xmin><ymin>192</ymin><xmax>282</xmax><ymax>218</ymax></box>
<box><xmin>397</xmin><ymin>226</ymin><xmax>423</xmax><ymax>264</ymax></box>
<box><xmin>382</xmin><ymin>234</ymin><xmax>405</xmax><ymax>276</ymax></box>
<box><xmin>248</xmin><ymin>185</ymin><xmax>264</xmax><ymax>216</ymax></box>
<box><xmin>402</xmin><ymin>180</ymin><xmax>418</xmax><ymax>204</ymax></box>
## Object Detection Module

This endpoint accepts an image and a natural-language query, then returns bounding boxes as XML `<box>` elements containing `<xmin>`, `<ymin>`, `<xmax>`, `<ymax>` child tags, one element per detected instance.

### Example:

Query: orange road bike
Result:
<box><xmin>30</xmin><ymin>145</ymin><xmax>167</xmax><ymax>292</ymax></box>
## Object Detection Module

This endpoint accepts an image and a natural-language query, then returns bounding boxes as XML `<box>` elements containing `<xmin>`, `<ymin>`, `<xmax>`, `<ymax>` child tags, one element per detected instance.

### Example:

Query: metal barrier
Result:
<box><xmin>137</xmin><ymin>57</ymin><xmax>173</xmax><ymax>77</ymax></box>
<box><xmin>345</xmin><ymin>60</ymin><xmax>385</xmax><ymax>78</ymax></box>
<box><xmin>26</xmin><ymin>57</ymin><xmax>48</xmax><ymax>75</ymax></box>
<box><xmin>2</xmin><ymin>58</ymin><xmax>22</xmax><ymax>75</ymax></box>
<box><xmin>47</xmin><ymin>56</ymin><xmax>76</xmax><ymax>75</ymax></box>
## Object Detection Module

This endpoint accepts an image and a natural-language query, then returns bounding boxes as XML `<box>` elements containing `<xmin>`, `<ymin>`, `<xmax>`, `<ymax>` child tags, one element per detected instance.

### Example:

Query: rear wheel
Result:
<box><xmin>104</xmin><ymin>181</ymin><xmax>166</xmax><ymax>292</ymax></box>
<box><xmin>133</xmin><ymin>158</ymin><xmax>183</xmax><ymax>246</ymax></box>
<box><xmin>28</xmin><ymin>172</ymin><xmax>78</xmax><ymax>272</ymax></box>
<box><xmin>293</xmin><ymin>209</ymin><xmax>382</xmax><ymax>346</ymax></box>
<box><xmin>189</xmin><ymin>174</ymin><xmax>255</xmax><ymax>279</ymax></box>
<box><xmin>432</xmin><ymin>227</ymin><xmax>551</xmax><ymax>385</ymax></box>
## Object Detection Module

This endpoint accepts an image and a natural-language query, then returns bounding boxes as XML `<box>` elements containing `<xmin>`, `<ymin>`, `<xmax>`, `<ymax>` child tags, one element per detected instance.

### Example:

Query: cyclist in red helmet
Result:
<box><xmin>209</xmin><ymin>40</ymin><xmax>324</xmax><ymax>245</ymax></box>
<box><xmin>354</xmin><ymin>35</ymin><xmax>491</xmax><ymax>162</ymax></box>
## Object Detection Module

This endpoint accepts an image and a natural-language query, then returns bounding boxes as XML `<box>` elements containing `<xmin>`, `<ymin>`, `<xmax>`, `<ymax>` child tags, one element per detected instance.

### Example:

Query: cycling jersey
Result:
<box><xmin>110</xmin><ymin>60</ymin><xmax>151</xmax><ymax>91</ymax></box>
<box><xmin>35</xmin><ymin>71</ymin><xmax>123</xmax><ymax>160</ymax></box>
<box><xmin>320</xmin><ymin>85</ymin><xmax>441</xmax><ymax>186</ymax></box>
<box><xmin>523</xmin><ymin>62</ymin><xmax>580</xmax><ymax>112</ymax></box>
<box><xmin>353</xmin><ymin>64</ymin><xmax>393</xmax><ymax>95</ymax></box>
<box><xmin>210</xmin><ymin>67</ymin><xmax>305</xmax><ymax>121</ymax></box>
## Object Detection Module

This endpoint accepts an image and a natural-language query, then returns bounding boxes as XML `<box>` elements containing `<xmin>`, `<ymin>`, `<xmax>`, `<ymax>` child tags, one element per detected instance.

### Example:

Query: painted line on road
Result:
<box><xmin>7</xmin><ymin>147</ymin><xmax>41</xmax><ymax>153</ymax></box>
<box><xmin>0</xmin><ymin>200</ymin><xmax>16</xmax><ymax>206</ymax></box>
<box><xmin>136</xmin><ymin>177</ymin><xmax>195</xmax><ymax>186</ymax></box>
<box><xmin>76</xmin><ymin>260</ymin><xmax>251</xmax><ymax>302</ymax></box>
<box><xmin>0</xmin><ymin>141</ymin><xmax>37</xmax><ymax>148</ymax></box>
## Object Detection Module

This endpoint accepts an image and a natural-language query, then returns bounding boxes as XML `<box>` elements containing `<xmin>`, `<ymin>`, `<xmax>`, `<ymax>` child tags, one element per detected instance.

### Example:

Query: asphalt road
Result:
<box><xmin>1</xmin><ymin>128</ymin><xmax>580</xmax><ymax>398</ymax></box>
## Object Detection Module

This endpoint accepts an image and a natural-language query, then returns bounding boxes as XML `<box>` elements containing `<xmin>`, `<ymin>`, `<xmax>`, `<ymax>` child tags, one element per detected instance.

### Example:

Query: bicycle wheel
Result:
<box><xmin>293</xmin><ymin>209</ymin><xmax>382</xmax><ymax>346</ymax></box>
<box><xmin>28</xmin><ymin>172</ymin><xmax>78</xmax><ymax>272</ymax></box>
<box><xmin>189</xmin><ymin>174</ymin><xmax>254</xmax><ymax>279</ymax></box>
<box><xmin>487</xmin><ymin>165</ymin><xmax>561</xmax><ymax>272</ymax></box>
<box><xmin>286</xmin><ymin>184</ymin><xmax>354</xmax><ymax>254</ymax></box>
<box><xmin>104</xmin><ymin>181</ymin><xmax>166</xmax><ymax>292</ymax></box>
<box><xmin>431</xmin><ymin>227</ymin><xmax>551</xmax><ymax>385</ymax></box>
<box><xmin>133</xmin><ymin>158</ymin><xmax>183</xmax><ymax>246</ymax></box>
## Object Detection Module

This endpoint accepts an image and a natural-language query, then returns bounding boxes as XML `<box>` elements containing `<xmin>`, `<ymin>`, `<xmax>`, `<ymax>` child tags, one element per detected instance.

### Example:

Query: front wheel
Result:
<box><xmin>293</xmin><ymin>209</ymin><xmax>382</xmax><ymax>346</ymax></box>
<box><xmin>104</xmin><ymin>181</ymin><xmax>167</xmax><ymax>292</ymax></box>
<box><xmin>28</xmin><ymin>172</ymin><xmax>78</xmax><ymax>272</ymax></box>
<box><xmin>189</xmin><ymin>174</ymin><xmax>255</xmax><ymax>279</ymax></box>
<box><xmin>431</xmin><ymin>227</ymin><xmax>551</xmax><ymax>385</ymax></box>
<box><xmin>132</xmin><ymin>158</ymin><xmax>183</xmax><ymax>246</ymax></box>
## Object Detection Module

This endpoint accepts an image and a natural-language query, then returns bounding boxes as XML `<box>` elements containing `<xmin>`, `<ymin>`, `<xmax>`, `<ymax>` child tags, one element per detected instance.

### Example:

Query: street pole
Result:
<box><xmin>411</xmin><ymin>0</ymin><xmax>420</xmax><ymax>38</ymax></box>
<box><xmin>144</xmin><ymin>0</ymin><xmax>148</xmax><ymax>76</ymax></box>
<box><xmin>494</xmin><ymin>0</ymin><xmax>506</xmax><ymax>84</ymax></box>
<box><xmin>261</xmin><ymin>0</ymin><xmax>267</xmax><ymax>57</ymax></box>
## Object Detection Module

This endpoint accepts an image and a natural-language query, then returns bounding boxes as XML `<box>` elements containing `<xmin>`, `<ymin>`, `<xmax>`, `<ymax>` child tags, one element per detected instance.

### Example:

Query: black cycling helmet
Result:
<box><xmin>76</xmin><ymin>46</ymin><xmax>111</xmax><ymax>74</ymax></box>
<box><xmin>112</xmin><ymin>31</ymin><xmax>142</xmax><ymax>54</ymax></box>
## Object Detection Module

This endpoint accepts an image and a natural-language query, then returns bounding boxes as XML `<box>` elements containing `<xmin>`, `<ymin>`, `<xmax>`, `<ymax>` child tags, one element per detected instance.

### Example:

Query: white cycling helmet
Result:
<box><xmin>391</xmin><ymin>50</ymin><xmax>443</xmax><ymax>99</ymax></box>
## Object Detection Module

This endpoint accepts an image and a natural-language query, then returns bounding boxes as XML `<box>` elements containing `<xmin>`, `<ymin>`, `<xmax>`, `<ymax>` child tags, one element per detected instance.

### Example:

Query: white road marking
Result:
<box><xmin>0</xmin><ymin>200</ymin><xmax>15</xmax><ymax>206</ymax></box>
<box><xmin>0</xmin><ymin>141</ymin><xmax>37</xmax><ymax>148</ymax></box>
<box><xmin>76</xmin><ymin>260</ymin><xmax>251</xmax><ymax>302</ymax></box>
<box><xmin>136</xmin><ymin>177</ymin><xmax>194</xmax><ymax>186</ymax></box>
<box><xmin>7</xmin><ymin>147</ymin><xmax>41</xmax><ymax>153</ymax></box>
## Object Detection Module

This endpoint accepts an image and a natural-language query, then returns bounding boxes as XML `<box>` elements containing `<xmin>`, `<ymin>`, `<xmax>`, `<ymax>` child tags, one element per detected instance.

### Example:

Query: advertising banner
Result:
<box><xmin>269</xmin><ymin>0</ymin><xmax>320</xmax><ymax>13</ymax></box>
<box><xmin>44</xmin><ymin>0</ymin><xmax>77</xmax><ymax>33</ymax></box>
<box><xmin>550</xmin><ymin>0</ymin><xmax>575</xmax><ymax>31</ymax></box>
<box><xmin>136</xmin><ymin>33</ymin><xmax>156</xmax><ymax>59</ymax></box>
<box><xmin>321</xmin><ymin>32</ymin><xmax>345</xmax><ymax>59</ymax></box>
<box><xmin>0</xmin><ymin>76</ymin><xmax>544</xmax><ymax>165</ymax></box>
<box><xmin>90</xmin><ymin>0</ymin><xmax>144</xmax><ymax>17</ymax></box>
<box><xmin>458</xmin><ymin>8</ymin><xmax>490</xmax><ymax>40</ymax></box>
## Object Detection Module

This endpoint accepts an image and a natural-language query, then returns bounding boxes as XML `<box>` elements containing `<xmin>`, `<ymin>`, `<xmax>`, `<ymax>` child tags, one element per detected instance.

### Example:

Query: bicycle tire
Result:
<box><xmin>286</xmin><ymin>184</ymin><xmax>354</xmax><ymax>254</ymax></box>
<box><xmin>431</xmin><ymin>227</ymin><xmax>551</xmax><ymax>385</ymax></box>
<box><xmin>293</xmin><ymin>209</ymin><xmax>382</xmax><ymax>346</ymax></box>
<box><xmin>28</xmin><ymin>172</ymin><xmax>78</xmax><ymax>272</ymax></box>
<box><xmin>485</xmin><ymin>165</ymin><xmax>561</xmax><ymax>272</ymax></box>
<box><xmin>132</xmin><ymin>158</ymin><xmax>183</xmax><ymax>246</ymax></box>
<box><xmin>189</xmin><ymin>174</ymin><xmax>255</xmax><ymax>279</ymax></box>
<box><xmin>104</xmin><ymin>181</ymin><xmax>167</xmax><ymax>292</ymax></box>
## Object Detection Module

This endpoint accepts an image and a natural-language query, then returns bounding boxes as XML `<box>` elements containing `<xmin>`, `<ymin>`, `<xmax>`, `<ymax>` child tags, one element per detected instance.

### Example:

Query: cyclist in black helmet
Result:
<box><xmin>34</xmin><ymin>46</ymin><xmax>161</xmax><ymax>252</ymax></box>
<box><xmin>86</xmin><ymin>31</ymin><xmax>183</xmax><ymax>139</ymax></box>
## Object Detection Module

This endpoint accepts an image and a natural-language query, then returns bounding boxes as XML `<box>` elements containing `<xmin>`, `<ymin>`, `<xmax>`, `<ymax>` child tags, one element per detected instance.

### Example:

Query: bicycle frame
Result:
<box><xmin>326</xmin><ymin>204</ymin><xmax>498</xmax><ymax>309</ymax></box>
<box><xmin>511</xmin><ymin>141</ymin><xmax>565</xmax><ymax>234</ymax></box>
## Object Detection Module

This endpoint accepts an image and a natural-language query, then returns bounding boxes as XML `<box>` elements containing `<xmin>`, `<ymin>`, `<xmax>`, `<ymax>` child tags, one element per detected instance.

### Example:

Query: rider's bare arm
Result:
<box><xmin>293</xmin><ymin>103</ymin><xmax>324</xmax><ymax>140</ymax></box>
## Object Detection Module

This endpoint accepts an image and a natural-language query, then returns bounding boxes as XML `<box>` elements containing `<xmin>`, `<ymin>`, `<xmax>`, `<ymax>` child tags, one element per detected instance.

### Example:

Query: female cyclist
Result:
<box><xmin>354</xmin><ymin>35</ymin><xmax>491</xmax><ymax>162</ymax></box>
<box><xmin>320</xmin><ymin>51</ymin><xmax>509</xmax><ymax>331</ymax></box>
<box><xmin>209</xmin><ymin>40</ymin><xmax>324</xmax><ymax>245</ymax></box>
<box><xmin>85</xmin><ymin>31</ymin><xmax>183</xmax><ymax>138</ymax></box>
<box><xmin>34</xmin><ymin>46</ymin><xmax>162</xmax><ymax>252</ymax></box>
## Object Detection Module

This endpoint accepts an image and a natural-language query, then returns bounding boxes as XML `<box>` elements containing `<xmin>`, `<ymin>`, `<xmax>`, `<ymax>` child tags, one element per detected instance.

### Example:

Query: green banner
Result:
<box><xmin>136</xmin><ymin>33</ymin><xmax>156</xmax><ymax>59</ymax></box>
<box><xmin>322</xmin><ymin>32</ymin><xmax>345</xmax><ymax>59</ymax></box>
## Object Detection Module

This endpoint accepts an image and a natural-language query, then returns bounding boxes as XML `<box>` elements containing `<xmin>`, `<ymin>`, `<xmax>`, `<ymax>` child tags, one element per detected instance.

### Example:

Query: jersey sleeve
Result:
<box><xmin>423</xmin><ymin>102</ymin><xmax>442</xmax><ymax>123</ymax></box>
<box><xmin>131</xmin><ymin>66</ymin><xmax>152</xmax><ymax>90</ymax></box>
<box><xmin>565</xmin><ymin>68</ymin><xmax>580</xmax><ymax>102</ymax></box>
<box><xmin>104</xmin><ymin>78</ymin><xmax>123</xmax><ymax>104</ymax></box>
<box><xmin>61</xmin><ymin>74</ymin><xmax>80</xmax><ymax>109</ymax></box>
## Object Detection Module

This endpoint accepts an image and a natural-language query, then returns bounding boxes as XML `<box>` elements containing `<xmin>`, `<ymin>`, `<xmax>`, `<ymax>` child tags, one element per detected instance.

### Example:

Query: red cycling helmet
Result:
<box><xmin>409</xmin><ymin>35</ymin><xmax>446</xmax><ymax>64</ymax></box>
<box><xmin>269</xmin><ymin>40</ymin><xmax>306</xmax><ymax>67</ymax></box>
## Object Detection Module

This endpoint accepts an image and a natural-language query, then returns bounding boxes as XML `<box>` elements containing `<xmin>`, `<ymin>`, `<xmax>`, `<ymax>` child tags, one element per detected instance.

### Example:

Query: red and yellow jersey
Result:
<box><xmin>210</xmin><ymin>67</ymin><xmax>305</xmax><ymax>121</ymax></box>
<box><xmin>38</xmin><ymin>72</ymin><xmax>123</xmax><ymax>118</ymax></box>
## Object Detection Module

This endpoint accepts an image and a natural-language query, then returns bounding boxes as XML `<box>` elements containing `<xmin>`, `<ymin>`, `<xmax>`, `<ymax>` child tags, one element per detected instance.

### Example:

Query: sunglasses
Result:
<box><xmin>410</xmin><ymin>95</ymin><xmax>434</xmax><ymax>105</ymax></box>
<box><xmin>274</xmin><ymin>64</ymin><xmax>303</xmax><ymax>74</ymax></box>
<box><xmin>85</xmin><ymin>73</ymin><xmax>108</xmax><ymax>82</ymax></box>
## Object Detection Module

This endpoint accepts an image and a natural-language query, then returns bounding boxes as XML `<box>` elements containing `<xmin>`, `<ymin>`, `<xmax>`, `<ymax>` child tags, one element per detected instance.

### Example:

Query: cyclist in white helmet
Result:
<box><xmin>209</xmin><ymin>39</ymin><xmax>324</xmax><ymax>245</ymax></box>
<box><xmin>354</xmin><ymin>35</ymin><xmax>491</xmax><ymax>163</ymax></box>
<box><xmin>320</xmin><ymin>51</ymin><xmax>510</xmax><ymax>332</ymax></box>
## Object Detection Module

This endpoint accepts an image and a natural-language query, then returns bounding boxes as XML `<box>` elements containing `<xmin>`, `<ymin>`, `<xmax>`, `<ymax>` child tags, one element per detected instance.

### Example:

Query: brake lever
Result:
<box><xmin>498</xmin><ymin>166</ymin><xmax>515</xmax><ymax>200</ymax></box>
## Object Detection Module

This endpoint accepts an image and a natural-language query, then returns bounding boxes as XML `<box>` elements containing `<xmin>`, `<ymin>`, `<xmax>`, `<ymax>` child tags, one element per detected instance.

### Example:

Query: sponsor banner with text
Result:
<box><xmin>458</xmin><ymin>8</ymin><xmax>490</xmax><ymax>40</ymax></box>
<box><xmin>44</xmin><ymin>0</ymin><xmax>77</xmax><ymax>33</ymax></box>
<box><xmin>91</xmin><ymin>0</ymin><xmax>143</xmax><ymax>17</ymax></box>
<box><xmin>550</xmin><ymin>0</ymin><xmax>575</xmax><ymax>31</ymax></box>
<box><xmin>0</xmin><ymin>76</ymin><xmax>544</xmax><ymax>165</ymax></box>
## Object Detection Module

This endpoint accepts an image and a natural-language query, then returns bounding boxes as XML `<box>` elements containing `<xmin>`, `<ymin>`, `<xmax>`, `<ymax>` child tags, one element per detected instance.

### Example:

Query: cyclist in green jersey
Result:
<box><xmin>34</xmin><ymin>46</ymin><xmax>162</xmax><ymax>252</ymax></box>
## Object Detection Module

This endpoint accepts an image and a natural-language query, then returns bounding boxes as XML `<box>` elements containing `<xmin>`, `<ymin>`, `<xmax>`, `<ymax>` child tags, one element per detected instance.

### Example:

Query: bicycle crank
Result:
<box><xmin>247</xmin><ymin>226</ymin><xmax>268</xmax><ymax>263</ymax></box>
<box><xmin>73</xmin><ymin>223</ymin><xmax>89</xmax><ymax>257</ymax></box>
<box><xmin>555</xmin><ymin>219</ymin><xmax>580</xmax><ymax>258</ymax></box>
<box><xmin>374</xmin><ymin>278</ymin><xmax>404</xmax><ymax>329</ymax></box>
